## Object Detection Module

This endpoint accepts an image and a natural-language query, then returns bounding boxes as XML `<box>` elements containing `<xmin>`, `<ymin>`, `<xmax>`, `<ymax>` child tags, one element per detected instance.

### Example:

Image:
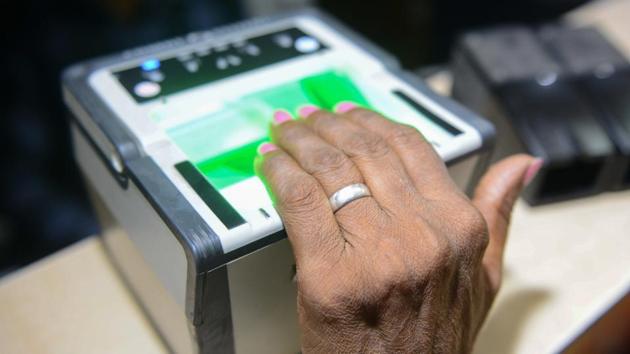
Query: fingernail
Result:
<box><xmin>258</xmin><ymin>142</ymin><xmax>278</xmax><ymax>155</ymax></box>
<box><xmin>273</xmin><ymin>110</ymin><xmax>292</xmax><ymax>125</ymax></box>
<box><xmin>335</xmin><ymin>101</ymin><xmax>357</xmax><ymax>113</ymax></box>
<box><xmin>298</xmin><ymin>105</ymin><xmax>319</xmax><ymax>118</ymax></box>
<box><xmin>524</xmin><ymin>158</ymin><xmax>544</xmax><ymax>186</ymax></box>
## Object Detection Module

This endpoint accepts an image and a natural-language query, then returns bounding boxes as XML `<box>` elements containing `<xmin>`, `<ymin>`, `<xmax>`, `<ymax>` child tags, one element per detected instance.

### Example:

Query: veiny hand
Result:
<box><xmin>255</xmin><ymin>103</ymin><xmax>542</xmax><ymax>353</ymax></box>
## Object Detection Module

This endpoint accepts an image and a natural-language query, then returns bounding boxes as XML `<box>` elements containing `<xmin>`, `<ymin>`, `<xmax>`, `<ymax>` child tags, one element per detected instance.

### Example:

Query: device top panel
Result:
<box><xmin>115</xmin><ymin>27</ymin><xmax>328</xmax><ymax>103</ymax></box>
<box><xmin>85</xmin><ymin>14</ymin><xmax>482</xmax><ymax>253</ymax></box>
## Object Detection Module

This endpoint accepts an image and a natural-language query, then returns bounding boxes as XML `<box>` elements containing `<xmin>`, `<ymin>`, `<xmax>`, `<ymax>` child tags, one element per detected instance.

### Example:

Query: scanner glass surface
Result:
<box><xmin>168</xmin><ymin>70</ymin><xmax>456</xmax><ymax>186</ymax></box>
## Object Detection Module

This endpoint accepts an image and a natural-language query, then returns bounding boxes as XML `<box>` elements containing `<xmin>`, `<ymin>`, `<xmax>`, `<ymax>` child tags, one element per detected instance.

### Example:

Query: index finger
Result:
<box><xmin>254</xmin><ymin>143</ymin><xmax>344</xmax><ymax>265</ymax></box>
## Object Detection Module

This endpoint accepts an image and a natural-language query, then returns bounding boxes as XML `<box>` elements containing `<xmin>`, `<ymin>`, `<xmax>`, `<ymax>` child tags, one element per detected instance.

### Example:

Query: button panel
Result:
<box><xmin>114</xmin><ymin>28</ymin><xmax>327</xmax><ymax>103</ymax></box>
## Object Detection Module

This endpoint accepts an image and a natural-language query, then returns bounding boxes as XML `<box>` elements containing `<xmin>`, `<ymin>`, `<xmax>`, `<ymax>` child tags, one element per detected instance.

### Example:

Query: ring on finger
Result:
<box><xmin>329</xmin><ymin>183</ymin><xmax>372</xmax><ymax>213</ymax></box>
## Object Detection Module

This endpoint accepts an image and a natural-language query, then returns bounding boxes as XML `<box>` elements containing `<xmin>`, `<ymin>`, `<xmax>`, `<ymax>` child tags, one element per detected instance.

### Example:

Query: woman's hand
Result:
<box><xmin>255</xmin><ymin>104</ymin><xmax>542</xmax><ymax>353</ymax></box>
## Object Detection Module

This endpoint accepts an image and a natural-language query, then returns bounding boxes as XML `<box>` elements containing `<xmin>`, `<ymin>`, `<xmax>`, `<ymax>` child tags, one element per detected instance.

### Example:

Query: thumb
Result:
<box><xmin>473</xmin><ymin>154</ymin><xmax>543</xmax><ymax>292</ymax></box>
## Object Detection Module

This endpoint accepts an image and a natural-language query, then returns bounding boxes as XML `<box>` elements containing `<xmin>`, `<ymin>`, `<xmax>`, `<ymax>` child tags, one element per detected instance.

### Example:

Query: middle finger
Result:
<box><xmin>270</xmin><ymin>113</ymin><xmax>382</xmax><ymax>218</ymax></box>
<box><xmin>302</xmin><ymin>108</ymin><xmax>418</xmax><ymax>210</ymax></box>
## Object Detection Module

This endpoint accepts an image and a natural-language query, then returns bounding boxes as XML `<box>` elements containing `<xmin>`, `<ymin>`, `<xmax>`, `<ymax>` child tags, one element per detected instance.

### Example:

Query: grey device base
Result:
<box><xmin>64</xmin><ymin>9</ymin><xmax>495</xmax><ymax>354</ymax></box>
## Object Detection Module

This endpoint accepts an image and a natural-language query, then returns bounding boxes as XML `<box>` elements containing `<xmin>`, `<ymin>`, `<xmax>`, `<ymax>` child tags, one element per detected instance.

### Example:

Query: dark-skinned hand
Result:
<box><xmin>255</xmin><ymin>103</ymin><xmax>542</xmax><ymax>353</ymax></box>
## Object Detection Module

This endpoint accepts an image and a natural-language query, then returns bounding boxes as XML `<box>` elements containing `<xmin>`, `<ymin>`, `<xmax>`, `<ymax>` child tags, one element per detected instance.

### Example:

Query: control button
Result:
<box><xmin>243</xmin><ymin>44</ymin><xmax>260</xmax><ymax>56</ymax></box>
<box><xmin>227</xmin><ymin>55</ymin><xmax>242</xmax><ymax>66</ymax></box>
<box><xmin>134</xmin><ymin>81</ymin><xmax>161</xmax><ymax>98</ymax></box>
<box><xmin>186</xmin><ymin>32</ymin><xmax>200</xmax><ymax>43</ymax></box>
<box><xmin>141</xmin><ymin>59</ymin><xmax>160</xmax><ymax>71</ymax></box>
<box><xmin>142</xmin><ymin>69</ymin><xmax>165</xmax><ymax>82</ymax></box>
<box><xmin>273</xmin><ymin>33</ymin><xmax>293</xmax><ymax>48</ymax></box>
<box><xmin>232</xmin><ymin>40</ymin><xmax>247</xmax><ymax>48</ymax></box>
<box><xmin>216</xmin><ymin>57</ymin><xmax>229</xmax><ymax>70</ymax></box>
<box><xmin>214</xmin><ymin>44</ymin><xmax>229</xmax><ymax>52</ymax></box>
<box><xmin>295</xmin><ymin>36</ymin><xmax>320</xmax><ymax>53</ymax></box>
<box><xmin>177</xmin><ymin>53</ymin><xmax>194</xmax><ymax>62</ymax></box>
<box><xmin>196</xmin><ymin>47</ymin><xmax>211</xmax><ymax>57</ymax></box>
<box><xmin>183</xmin><ymin>60</ymin><xmax>200</xmax><ymax>73</ymax></box>
<box><xmin>535</xmin><ymin>72</ymin><xmax>558</xmax><ymax>87</ymax></box>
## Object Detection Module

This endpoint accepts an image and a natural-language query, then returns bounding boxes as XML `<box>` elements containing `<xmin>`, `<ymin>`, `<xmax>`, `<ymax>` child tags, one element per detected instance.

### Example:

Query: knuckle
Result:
<box><xmin>279</xmin><ymin>176</ymin><xmax>322</xmax><ymax>211</ymax></box>
<box><xmin>310</xmin><ymin>109</ymin><xmax>333</xmax><ymax>121</ymax></box>
<box><xmin>346</xmin><ymin>131</ymin><xmax>390</xmax><ymax>158</ymax></box>
<box><xmin>414</xmin><ymin>228</ymin><xmax>455</xmax><ymax>277</ymax></box>
<box><xmin>454</xmin><ymin>206</ymin><xmax>489</xmax><ymax>255</ymax></box>
<box><xmin>474</xmin><ymin>221</ymin><xmax>491</xmax><ymax>254</ymax></box>
<box><xmin>320</xmin><ymin>290</ymin><xmax>355</xmax><ymax>318</ymax></box>
<box><xmin>301</xmin><ymin>280</ymin><xmax>356</xmax><ymax>319</ymax></box>
<box><xmin>460</xmin><ymin>205</ymin><xmax>486</xmax><ymax>231</ymax></box>
<box><xmin>387</xmin><ymin>125</ymin><xmax>423</xmax><ymax>147</ymax></box>
<box><xmin>278</xmin><ymin>120</ymin><xmax>306</xmax><ymax>141</ymax></box>
<box><xmin>308</xmin><ymin>110</ymin><xmax>335</xmax><ymax>128</ymax></box>
<box><xmin>375</xmin><ymin>259</ymin><xmax>412</xmax><ymax>291</ymax></box>
<box><xmin>436</xmin><ymin>239</ymin><xmax>455</xmax><ymax>269</ymax></box>
<box><xmin>465</xmin><ymin>207</ymin><xmax>489</xmax><ymax>241</ymax></box>
<box><xmin>425</xmin><ymin>232</ymin><xmax>456</xmax><ymax>273</ymax></box>
<box><xmin>347</xmin><ymin>108</ymin><xmax>382</xmax><ymax>122</ymax></box>
<box><xmin>470</xmin><ymin>227</ymin><xmax>490</xmax><ymax>256</ymax></box>
<box><xmin>308</xmin><ymin>148</ymin><xmax>352</xmax><ymax>176</ymax></box>
<box><xmin>261</xmin><ymin>153</ymin><xmax>286</xmax><ymax>177</ymax></box>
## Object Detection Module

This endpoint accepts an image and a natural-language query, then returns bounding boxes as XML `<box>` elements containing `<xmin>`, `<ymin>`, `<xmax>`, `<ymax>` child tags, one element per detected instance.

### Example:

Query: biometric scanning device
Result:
<box><xmin>64</xmin><ymin>9</ymin><xmax>494</xmax><ymax>354</ymax></box>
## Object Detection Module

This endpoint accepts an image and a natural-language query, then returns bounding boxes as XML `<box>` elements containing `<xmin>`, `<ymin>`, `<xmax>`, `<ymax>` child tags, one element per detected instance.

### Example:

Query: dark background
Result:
<box><xmin>0</xmin><ymin>0</ymin><xmax>587</xmax><ymax>275</ymax></box>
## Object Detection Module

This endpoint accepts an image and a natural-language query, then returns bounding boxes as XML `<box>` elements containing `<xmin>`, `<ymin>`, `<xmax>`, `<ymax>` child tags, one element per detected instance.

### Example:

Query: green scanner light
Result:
<box><xmin>168</xmin><ymin>70</ymin><xmax>372</xmax><ymax>190</ymax></box>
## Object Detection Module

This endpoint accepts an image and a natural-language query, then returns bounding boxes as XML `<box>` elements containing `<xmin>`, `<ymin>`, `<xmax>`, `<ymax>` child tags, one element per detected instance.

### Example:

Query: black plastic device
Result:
<box><xmin>452</xmin><ymin>25</ymin><xmax>630</xmax><ymax>205</ymax></box>
<box><xmin>541</xmin><ymin>26</ymin><xmax>630</xmax><ymax>191</ymax></box>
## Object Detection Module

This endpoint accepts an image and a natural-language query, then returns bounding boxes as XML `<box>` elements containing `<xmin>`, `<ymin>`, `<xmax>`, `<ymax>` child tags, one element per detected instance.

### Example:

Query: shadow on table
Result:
<box><xmin>474</xmin><ymin>287</ymin><xmax>552</xmax><ymax>354</ymax></box>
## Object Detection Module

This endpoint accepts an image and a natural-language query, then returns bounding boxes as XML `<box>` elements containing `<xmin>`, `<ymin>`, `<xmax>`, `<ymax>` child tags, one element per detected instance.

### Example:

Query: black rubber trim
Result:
<box><xmin>175</xmin><ymin>161</ymin><xmax>246</xmax><ymax>230</ymax></box>
<box><xmin>197</xmin><ymin>267</ymin><xmax>235</xmax><ymax>354</ymax></box>
<box><xmin>393</xmin><ymin>90</ymin><xmax>463</xmax><ymax>136</ymax></box>
<box><xmin>71</xmin><ymin>119</ymin><xmax>129</xmax><ymax>189</ymax></box>
<box><xmin>395</xmin><ymin>70</ymin><xmax>496</xmax><ymax>154</ymax></box>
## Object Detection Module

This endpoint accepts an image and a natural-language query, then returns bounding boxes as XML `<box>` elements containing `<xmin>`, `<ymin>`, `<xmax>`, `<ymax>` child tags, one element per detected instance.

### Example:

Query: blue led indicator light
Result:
<box><xmin>141</xmin><ymin>59</ymin><xmax>160</xmax><ymax>71</ymax></box>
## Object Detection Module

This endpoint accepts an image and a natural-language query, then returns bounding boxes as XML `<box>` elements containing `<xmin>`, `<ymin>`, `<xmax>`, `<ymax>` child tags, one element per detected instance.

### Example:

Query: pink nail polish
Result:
<box><xmin>335</xmin><ymin>102</ymin><xmax>357</xmax><ymax>113</ymax></box>
<box><xmin>298</xmin><ymin>105</ymin><xmax>319</xmax><ymax>118</ymax></box>
<box><xmin>273</xmin><ymin>110</ymin><xmax>292</xmax><ymax>125</ymax></box>
<box><xmin>258</xmin><ymin>143</ymin><xmax>278</xmax><ymax>155</ymax></box>
<box><xmin>524</xmin><ymin>158</ymin><xmax>544</xmax><ymax>186</ymax></box>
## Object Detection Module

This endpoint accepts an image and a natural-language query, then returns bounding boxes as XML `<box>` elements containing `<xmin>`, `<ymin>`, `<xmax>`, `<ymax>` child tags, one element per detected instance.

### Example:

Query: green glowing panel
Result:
<box><xmin>168</xmin><ymin>70</ymin><xmax>371</xmax><ymax>189</ymax></box>
<box><xmin>195</xmin><ymin>139</ymin><xmax>264</xmax><ymax>189</ymax></box>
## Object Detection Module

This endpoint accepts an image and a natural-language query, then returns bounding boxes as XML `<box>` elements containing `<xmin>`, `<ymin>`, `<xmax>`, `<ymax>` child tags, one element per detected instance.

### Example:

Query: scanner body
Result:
<box><xmin>64</xmin><ymin>10</ymin><xmax>495</xmax><ymax>353</ymax></box>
